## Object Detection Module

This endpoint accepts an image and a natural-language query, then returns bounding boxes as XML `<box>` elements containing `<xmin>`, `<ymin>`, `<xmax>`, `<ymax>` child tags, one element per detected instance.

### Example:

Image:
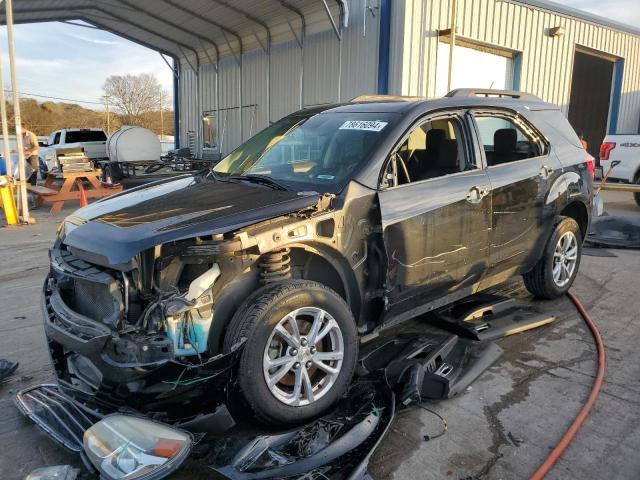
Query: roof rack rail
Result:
<box><xmin>445</xmin><ymin>88</ymin><xmax>541</xmax><ymax>101</ymax></box>
<box><xmin>350</xmin><ymin>94</ymin><xmax>426</xmax><ymax>103</ymax></box>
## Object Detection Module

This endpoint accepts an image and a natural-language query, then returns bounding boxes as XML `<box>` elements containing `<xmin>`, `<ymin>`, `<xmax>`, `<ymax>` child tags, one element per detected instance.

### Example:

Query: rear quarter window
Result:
<box><xmin>65</xmin><ymin>130</ymin><xmax>107</xmax><ymax>143</ymax></box>
<box><xmin>528</xmin><ymin>110</ymin><xmax>583</xmax><ymax>150</ymax></box>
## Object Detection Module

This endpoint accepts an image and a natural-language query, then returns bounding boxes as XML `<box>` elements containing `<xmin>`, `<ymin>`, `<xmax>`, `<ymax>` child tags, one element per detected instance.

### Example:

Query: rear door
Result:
<box><xmin>378</xmin><ymin>111</ymin><xmax>492</xmax><ymax>311</ymax></box>
<box><xmin>471</xmin><ymin>111</ymin><xmax>550</xmax><ymax>275</ymax></box>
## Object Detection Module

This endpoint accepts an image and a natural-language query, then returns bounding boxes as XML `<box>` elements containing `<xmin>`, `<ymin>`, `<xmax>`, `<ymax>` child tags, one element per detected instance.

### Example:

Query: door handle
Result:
<box><xmin>539</xmin><ymin>165</ymin><xmax>554</xmax><ymax>178</ymax></box>
<box><xmin>467</xmin><ymin>186</ymin><xmax>488</xmax><ymax>204</ymax></box>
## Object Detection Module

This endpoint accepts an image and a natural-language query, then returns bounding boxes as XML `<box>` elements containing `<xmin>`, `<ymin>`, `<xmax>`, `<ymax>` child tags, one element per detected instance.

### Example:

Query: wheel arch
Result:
<box><xmin>560</xmin><ymin>200</ymin><xmax>589</xmax><ymax>240</ymax></box>
<box><xmin>286</xmin><ymin>242</ymin><xmax>363</xmax><ymax>322</ymax></box>
<box><xmin>208</xmin><ymin>242</ymin><xmax>363</xmax><ymax>354</ymax></box>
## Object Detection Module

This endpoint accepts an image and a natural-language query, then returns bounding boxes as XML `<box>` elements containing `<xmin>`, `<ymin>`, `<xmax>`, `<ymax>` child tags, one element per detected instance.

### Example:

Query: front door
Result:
<box><xmin>472</xmin><ymin>112</ymin><xmax>549</xmax><ymax>274</ymax></box>
<box><xmin>378</xmin><ymin>112</ymin><xmax>492</xmax><ymax>315</ymax></box>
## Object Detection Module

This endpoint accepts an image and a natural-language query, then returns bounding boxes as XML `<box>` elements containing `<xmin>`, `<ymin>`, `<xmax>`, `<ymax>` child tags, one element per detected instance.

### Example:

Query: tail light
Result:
<box><xmin>586</xmin><ymin>154</ymin><xmax>595</xmax><ymax>180</ymax></box>
<box><xmin>599</xmin><ymin>142</ymin><xmax>616</xmax><ymax>161</ymax></box>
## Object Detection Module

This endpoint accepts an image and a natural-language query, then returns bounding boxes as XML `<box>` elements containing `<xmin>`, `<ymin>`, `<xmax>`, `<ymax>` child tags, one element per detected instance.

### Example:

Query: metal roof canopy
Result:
<box><xmin>0</xmin><ymin>0</ymin><xmax>349</xmax><ymax>65</ymax></box>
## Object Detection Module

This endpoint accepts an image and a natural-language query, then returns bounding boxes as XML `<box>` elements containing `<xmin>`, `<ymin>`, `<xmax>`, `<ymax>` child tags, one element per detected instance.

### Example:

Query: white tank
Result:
<box><xmin>106</xmin><ymin>126</ymin><xmax>161</xmax><ymax>164</ymax></box>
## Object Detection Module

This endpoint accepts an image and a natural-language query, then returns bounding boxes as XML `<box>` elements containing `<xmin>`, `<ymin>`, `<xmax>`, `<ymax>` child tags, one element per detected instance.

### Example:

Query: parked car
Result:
<box><xmin>44</xmin><ymin>89</ymin><xmax>592</xmax><ymax>427</ymax></box>
<box><xmin>599</xmin><ymin>134</ymin><xmax>640</xmax><ymax>206</ymax></box>
<box><xmin>39</xmin><ymin>128</ymin><xmax>107</xmax><ymax>172</ymax></box>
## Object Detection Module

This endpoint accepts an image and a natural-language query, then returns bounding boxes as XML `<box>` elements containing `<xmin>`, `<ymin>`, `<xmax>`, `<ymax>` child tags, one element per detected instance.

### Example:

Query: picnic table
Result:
<box><xmin>27</xmin><ymin>169</ymin><xmax>123</xmax><ymax>214</ymax></box>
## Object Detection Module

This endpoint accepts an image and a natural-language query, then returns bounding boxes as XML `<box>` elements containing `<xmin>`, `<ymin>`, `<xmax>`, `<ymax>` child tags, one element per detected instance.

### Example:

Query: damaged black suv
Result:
<box><xmin>45</xmin><ymin>89</ymin><xmax>592</xmax><ymax>427</ymax></box>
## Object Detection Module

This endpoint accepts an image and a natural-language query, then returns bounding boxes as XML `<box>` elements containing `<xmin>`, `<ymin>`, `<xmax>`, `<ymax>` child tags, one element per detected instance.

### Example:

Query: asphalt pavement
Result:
<box><xmin>0</xmin><ymin>190</ymin><xmax>638</xmax><ymax>479</ymax></box>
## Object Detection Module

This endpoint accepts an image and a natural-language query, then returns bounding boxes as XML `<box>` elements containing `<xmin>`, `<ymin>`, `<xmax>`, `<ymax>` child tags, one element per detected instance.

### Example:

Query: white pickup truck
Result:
<box><xmin>599</xmin><ymin>134</ymin><xmax>640</xmax><ymax>206</ymax></box>
<box><xmin>39</xmin><ymin>128</ymin><xmax>108</xmax><ymax>172</ymax></box>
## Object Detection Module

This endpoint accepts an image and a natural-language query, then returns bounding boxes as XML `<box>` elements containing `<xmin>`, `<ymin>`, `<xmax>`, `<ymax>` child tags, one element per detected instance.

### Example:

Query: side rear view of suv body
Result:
<box><xmin>43</xmin><ymin>89</ymin><xmax>592</xmax><ymax>426</ymax></box>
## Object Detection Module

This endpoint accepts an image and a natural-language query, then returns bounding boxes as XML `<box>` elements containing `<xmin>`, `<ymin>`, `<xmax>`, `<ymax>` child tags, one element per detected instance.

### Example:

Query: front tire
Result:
<box><xmin>523</xmin><ymin>216</ymin><xmax>582</xmax><ymax>299</ymax></box>
<box><xmin>223</xmin><ymin>280</ymin><xmax>358</xmax><ymax>426</ymax></box>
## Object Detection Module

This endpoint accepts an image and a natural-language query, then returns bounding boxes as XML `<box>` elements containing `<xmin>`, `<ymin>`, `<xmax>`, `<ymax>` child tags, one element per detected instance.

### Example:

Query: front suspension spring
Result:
<box><xmin>259</xmin><ymin>248</ymin><xmax>292</xmax><ymax>284</ymax></box>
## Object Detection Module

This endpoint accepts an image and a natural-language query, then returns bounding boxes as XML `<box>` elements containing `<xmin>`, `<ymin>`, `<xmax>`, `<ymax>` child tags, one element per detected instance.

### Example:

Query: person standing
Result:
<box><xmin>22</xmin><ymin>125</ymin><xmax>39</xmax><ymax>185</ymax></box>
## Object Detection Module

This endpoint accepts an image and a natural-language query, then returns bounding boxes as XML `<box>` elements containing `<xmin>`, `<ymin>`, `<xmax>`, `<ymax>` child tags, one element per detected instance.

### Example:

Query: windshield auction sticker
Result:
<box><xmin>339</xmin><ymin>120</ymin><xmax>388</xmax><ymax>132</ymax></box>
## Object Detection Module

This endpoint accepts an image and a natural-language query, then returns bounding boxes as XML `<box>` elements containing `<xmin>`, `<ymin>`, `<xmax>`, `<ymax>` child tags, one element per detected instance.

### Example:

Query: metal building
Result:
<box><xmin>5</xmin><ymin>0</ymin><xmax>640</xmax><ymax>158</ymax></box>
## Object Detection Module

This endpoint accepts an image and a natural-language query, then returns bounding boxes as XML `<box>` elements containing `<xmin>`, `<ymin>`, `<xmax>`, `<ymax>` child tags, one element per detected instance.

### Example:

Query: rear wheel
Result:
<box><xmin>633</xmin><ymin>174</ymin><xmax>640</xmax><ymax>208</ymax></box>
<box><xmin>223</xmin><ymin>280</ymin><xmax>357</xmax><ymax>426</ymax></box>
<box><xmin>523</xmin><ymin>217</ymin><xmax>582</xmax><ymax>299</ymax></box>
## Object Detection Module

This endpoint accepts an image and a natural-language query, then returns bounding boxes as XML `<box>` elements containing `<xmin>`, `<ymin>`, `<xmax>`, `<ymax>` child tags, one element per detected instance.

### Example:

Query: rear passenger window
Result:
<box><xmin>475</xmin><ymin>116</ymin><xmax>543</xmax><ymax>166</ymax></box>
<box><xmin>383</xmin><ymin>116</ymin><xmax>476</xmax><ymax>187</ymax></box>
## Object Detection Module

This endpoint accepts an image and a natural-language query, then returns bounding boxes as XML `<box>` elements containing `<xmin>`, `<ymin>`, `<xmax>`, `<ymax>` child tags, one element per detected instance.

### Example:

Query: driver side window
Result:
<box><xmin>382</xmin><ymin>116</ymin><xmax>474</xmax><ymax>188</ymax></box>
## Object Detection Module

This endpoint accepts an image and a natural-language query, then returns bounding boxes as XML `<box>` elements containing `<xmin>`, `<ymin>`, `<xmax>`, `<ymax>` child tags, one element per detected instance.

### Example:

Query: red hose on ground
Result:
<box><xmin>529</xmin><ymin>291</ymin><xmax>606</xmax><ymax>480</ymax></box>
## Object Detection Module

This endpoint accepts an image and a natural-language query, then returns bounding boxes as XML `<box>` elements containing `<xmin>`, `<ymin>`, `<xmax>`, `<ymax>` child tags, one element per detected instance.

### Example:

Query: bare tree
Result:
<box><xmin>103</xmin><ymin>74</ymin><xmax>166</xmax><ymax>128</ymax></box>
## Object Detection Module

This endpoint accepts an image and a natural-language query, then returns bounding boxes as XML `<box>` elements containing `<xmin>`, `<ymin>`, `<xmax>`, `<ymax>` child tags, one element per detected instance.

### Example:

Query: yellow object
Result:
<box><xmin>0</xmin><ymin>175</ymin><xmax>18</xmax><ymax>225</ymax></box>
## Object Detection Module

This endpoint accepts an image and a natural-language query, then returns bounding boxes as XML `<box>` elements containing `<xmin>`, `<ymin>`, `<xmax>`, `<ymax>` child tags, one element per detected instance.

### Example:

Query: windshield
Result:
<box><xmin>213</xmin><ymin>110</ymin><xmax>397</xmax><ymax>192</ymax></box>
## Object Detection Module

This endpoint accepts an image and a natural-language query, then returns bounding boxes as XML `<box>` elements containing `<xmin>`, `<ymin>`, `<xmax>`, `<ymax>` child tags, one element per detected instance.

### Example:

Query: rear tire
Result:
<box><xmin>633</xmin><ymin>174</ymin><xmax>640</xmax><ymax>208</ymax></box>
<box><xmin>523</xmin><ymin>217</ymin><xmax>582</xmax><ymax>299</ymax></box>
<box><xmin>223</xmin><ymin>280</ymin><xmax>358</xmax><ymax>427</ymax></box>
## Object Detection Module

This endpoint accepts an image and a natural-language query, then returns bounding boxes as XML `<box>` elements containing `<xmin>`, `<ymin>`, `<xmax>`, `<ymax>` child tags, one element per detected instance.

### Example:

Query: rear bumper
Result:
<box><xmin>42</xmin><ymin>276</ymin><xmax>241</xmax><ymax>421</ymax></box>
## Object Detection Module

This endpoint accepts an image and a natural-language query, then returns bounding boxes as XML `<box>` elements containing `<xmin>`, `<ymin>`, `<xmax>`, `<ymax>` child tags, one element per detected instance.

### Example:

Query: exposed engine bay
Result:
<box><xmin>49</xmin><ymin>245</ymin><xmax>222</xmax><ymax>366</ymax></box>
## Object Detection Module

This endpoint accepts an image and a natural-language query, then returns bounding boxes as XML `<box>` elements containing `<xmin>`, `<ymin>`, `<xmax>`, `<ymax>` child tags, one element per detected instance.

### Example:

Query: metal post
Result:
<box><xmin>5</xmin><ymin>0</ymin><xmax>29</xmax><ymax>223</ymax></box>
<box><xmin>447</xmin><ymin>0</ymin><xmax>457</xmax><ymax>92</ymax></box>
<box><xmin>105</xmin><ymin>96</ymin><xmax>110</xmax><ymax>135</ymax></box>
<box><xmin>0</xmin><ymin>42</ymin><xmax>12</xmax><ymax>177</ymax></box>
<box><xmin>160</xmin><ymin>89</ymin><xmax>164</xmax><ymax>140</ymax></box>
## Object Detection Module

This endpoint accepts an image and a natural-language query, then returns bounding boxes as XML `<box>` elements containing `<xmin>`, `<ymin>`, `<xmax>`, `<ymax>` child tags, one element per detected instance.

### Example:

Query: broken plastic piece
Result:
<box><xmin>24</xmin><ymin>465</ymin><xmax>79</xmax><ymax>480</ymax></box>
<box><xmin>14</xmin><ymin>384</ymin><xmax>98</xmax><ymax>452</ymax></box>
<box><xmin>361</xmin><ymin>332</ymin><xmax>503</xmax><ymax>403</ymax></box>
<box><xmin>175</xmin><ymin>404</ymin><xmax>236</xmax><ymax>434</ymax></box>
<box><xmin>0</xmin><ymin>358</ymin><xmax>18</xmax><ymax>381</ymax></box>
<box><xmin>430</xmin><ymin>294</ymin><xmax>556</xmax><ymax>341</ymax></box>
<box><xmin>208</xmin><ymin>377</ymin><xmax>394</xmax><ymax>480</ymax></box>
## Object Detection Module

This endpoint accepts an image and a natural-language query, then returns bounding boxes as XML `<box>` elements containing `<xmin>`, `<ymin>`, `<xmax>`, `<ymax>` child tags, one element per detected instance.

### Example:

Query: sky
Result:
<box><xmin>0</xmin><ymin>0</ymin><xmax>637</xmax><ymax>112</ymax></box>
<box><xmin>0</xmin><ymin>21</ymin><xmax>174</xmax><ymax>111</ymax></box>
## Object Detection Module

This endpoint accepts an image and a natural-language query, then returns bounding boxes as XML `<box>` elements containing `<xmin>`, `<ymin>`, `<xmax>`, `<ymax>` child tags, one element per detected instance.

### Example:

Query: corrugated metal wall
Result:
<box><xmin>178</xmin><ymin>0</ymin><xmax>380</xmax><ymax>155</ymax></box>
<box><xmin>389</xmin><ymin>0</ymin><xmax>640</xmax><ymax>134</ymax></box>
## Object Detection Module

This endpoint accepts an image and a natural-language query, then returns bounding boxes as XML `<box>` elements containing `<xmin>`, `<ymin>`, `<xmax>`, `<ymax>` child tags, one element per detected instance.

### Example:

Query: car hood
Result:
<box><xmin>63</xmin><ymin>174</ymin><xmax>319</xmax><ymax>268</ymax></box>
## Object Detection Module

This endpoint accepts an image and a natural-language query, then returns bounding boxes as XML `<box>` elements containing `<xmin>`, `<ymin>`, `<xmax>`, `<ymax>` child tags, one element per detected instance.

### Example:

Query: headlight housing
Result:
<box><xmin>83</xmin><ymin>415</ymin><xmax>193</xmax><ymax>480</ymax></box>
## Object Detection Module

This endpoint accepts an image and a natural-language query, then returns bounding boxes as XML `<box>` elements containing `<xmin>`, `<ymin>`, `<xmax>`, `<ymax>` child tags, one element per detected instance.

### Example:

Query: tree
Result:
<box><xmin>103</xmin><ymin>73</ymin><xmax>168</xmax><ymax>128</ymax></box>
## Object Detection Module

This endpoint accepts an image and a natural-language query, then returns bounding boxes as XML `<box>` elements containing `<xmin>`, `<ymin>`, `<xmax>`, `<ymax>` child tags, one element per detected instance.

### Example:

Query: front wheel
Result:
<box><xmin>523</xmin><ymin>216</ymin><xmax>582</xmax><ymax>299</ymax></box>
<box><xmin>223</xmin><ymin>280</ymin><xmax>358</xmax><ymax>426</ymax></box>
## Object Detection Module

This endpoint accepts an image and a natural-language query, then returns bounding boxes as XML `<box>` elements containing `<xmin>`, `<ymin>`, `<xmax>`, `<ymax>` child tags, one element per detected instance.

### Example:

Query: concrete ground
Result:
<box><xmin>0</xmin><ymin>190</ymin><xmax>639</xmax><ymax>479</ymax></box>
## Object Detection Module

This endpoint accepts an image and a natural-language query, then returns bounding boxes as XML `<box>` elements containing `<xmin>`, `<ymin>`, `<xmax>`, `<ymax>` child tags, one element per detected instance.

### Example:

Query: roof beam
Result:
<box><xmin>112</xmin><ymin>0</ymin><xmax>218</xmax><ymax>64</ymax></box>
<box><xmin>321</xmin><ymin>0</ymin><xmax>343</xmax><ymax>40</ymax></box>
<box><xmin>276</xmin><ymin>0</ymin><xmax>306</xmax><ymax>48</ymax></box>
<box><xmin>161</xmin><ymin>0</ymin><xmax>247</xmax><ymax>62</ymax></box>
<box><xmin>208</xmin><ymin>0</ymin><xmax>271</xmax><ymax>54</ymax></box>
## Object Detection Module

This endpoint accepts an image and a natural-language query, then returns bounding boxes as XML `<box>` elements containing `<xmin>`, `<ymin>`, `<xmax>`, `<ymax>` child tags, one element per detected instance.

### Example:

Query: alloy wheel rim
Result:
<box><xmin>263</xmin><ymin>307</ymin><xmax>344</xmax><ymax>406</ymax></box>
<box><xmin>553</xmin><ymin>231</ymin><xmax>578</xmax><ymax>288</ymax></box>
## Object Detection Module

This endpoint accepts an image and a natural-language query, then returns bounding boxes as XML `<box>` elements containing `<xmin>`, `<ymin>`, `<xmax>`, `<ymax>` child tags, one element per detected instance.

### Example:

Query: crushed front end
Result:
<box><xmin>41</xmin><ymin>239</ymin><xmax>241</xmax><ymax>424</ymax></box>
